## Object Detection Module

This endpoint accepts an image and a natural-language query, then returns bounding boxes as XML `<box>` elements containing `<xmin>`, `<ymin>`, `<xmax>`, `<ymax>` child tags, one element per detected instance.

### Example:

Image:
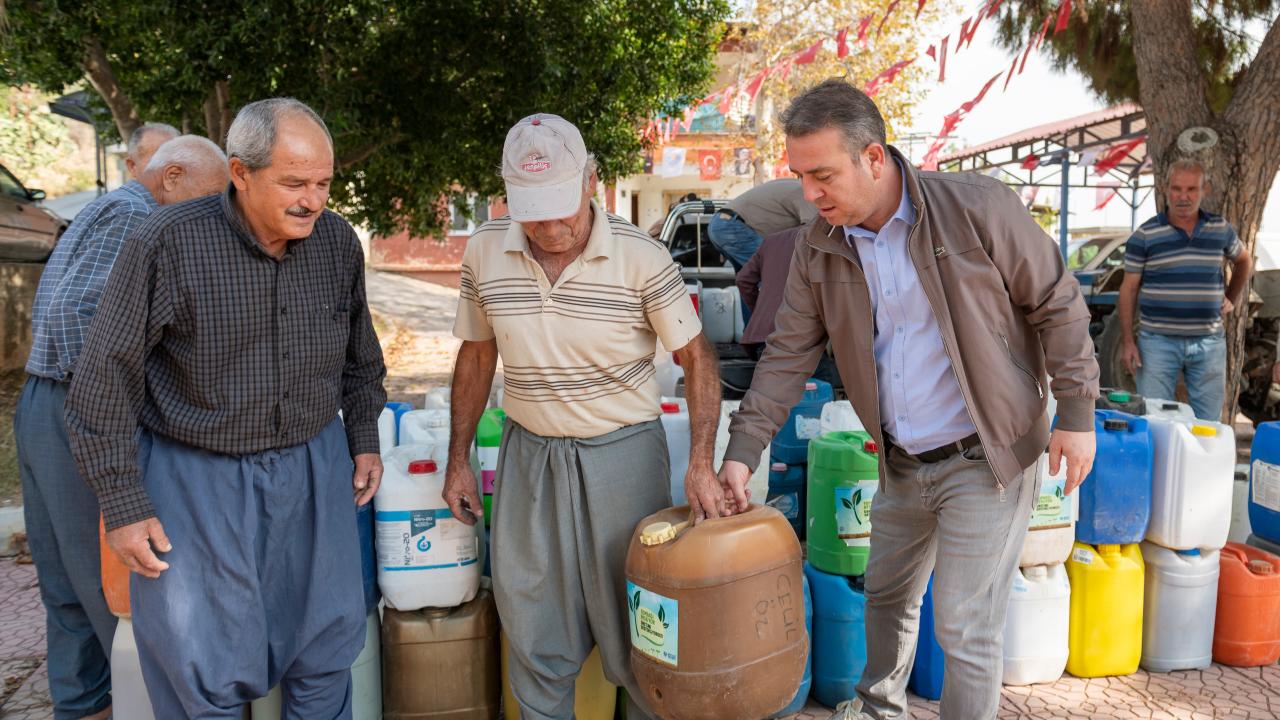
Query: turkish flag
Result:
<box><xmin>1021</xmin><ymin>154</ymin><xmax>1041</xmax><ymax>170</ymax></box>
<box><xmin>699</xmin><ymin>150</ymin><xmax>722</xmax><ymax>181</ymax></box>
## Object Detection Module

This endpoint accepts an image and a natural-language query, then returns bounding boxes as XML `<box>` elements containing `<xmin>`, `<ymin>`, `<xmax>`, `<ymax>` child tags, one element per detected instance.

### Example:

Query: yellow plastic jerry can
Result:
<box><xmin>1066</xmin><ymin>542</ymin><xmax>1145</xmax><ymax>677</ymax></box>
<box><xmin>500</xmin><ymin>632</ymin><xmax>617</xmax><ymax>719</ymax></box>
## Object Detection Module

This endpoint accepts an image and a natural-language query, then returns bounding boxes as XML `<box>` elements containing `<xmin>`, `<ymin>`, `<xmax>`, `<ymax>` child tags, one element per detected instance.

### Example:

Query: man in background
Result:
<box><xmin>709</xmin><ymin>178</ymin><xmax>816</xmax><ymax>271</ymax></box>
<box><xmin>124</xmin><ymin>123</ymin><xmax>180</xmax><ymax>179</ymax></box>
<box><xmin>17</xmin><ymin>134</ymin><xmax>228</xmax><ymax>720</ymax></box>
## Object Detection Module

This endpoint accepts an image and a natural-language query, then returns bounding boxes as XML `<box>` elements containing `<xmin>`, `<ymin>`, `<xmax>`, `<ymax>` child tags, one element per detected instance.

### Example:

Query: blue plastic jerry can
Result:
<box><xmin>1077</xmin><ymin>410</ymin><xmax>1153</xmax><ymax>545</ymax></box>
<box><xmin>909</xmin><ymin>576</ymin><xmax>945</xmax><ymax>701</ymax></box>
<box><xmin>772</xmin><ymin>379</ymin><xmax>834</xmax><ymax>465</ymax></box>
<box><xmin>806</xmin><ymin>562</ymin><xmax>868</xmax><ymax>708</ymax></box>
<box><xmin>1249</xmin><ymin>422</ymin><xmax>1280</xmax><ymax>545</ymax></box>
<box><xmin>772</xmin><ymin>574</ymin><xmax>812</xmax><ymax>716</ymax></box>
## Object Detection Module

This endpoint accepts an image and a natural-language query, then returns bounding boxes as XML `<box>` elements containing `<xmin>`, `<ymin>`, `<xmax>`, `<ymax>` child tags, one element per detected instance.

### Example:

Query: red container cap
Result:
<box><xmin>805</xmin><ymin>382</ymin><xmax>817</xmax><ymax>391</ymax></box>
<box><xmin>661</xmin><ymin>402</ymin><xmax>680</xmax><ymax>413</ymax></box>
<box><xmin>864</xmin><ymin>440</ymin><xmax>879</xmax><ymax>453</ymax></box>
<box><xmin>408</xmin><ymin>460</ymin><xmax>438</xmax><ymax>474</ymax></box>
<box><xmin>771</xmin><ymin>462</ymin><xmax>787</xmax><ymax>472</ymax></box>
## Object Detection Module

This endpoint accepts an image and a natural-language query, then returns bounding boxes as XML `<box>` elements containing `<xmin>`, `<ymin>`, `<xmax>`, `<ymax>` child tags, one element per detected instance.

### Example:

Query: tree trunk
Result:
<box><xmin>1129</xmin><ymin>2</ymin><xmax>1280</xmax><ymax>423</ymax></box>
<box><xmin>81</xmin><ymin>36</ymin><xmax>140</xmax><ymax>142</ymax></box>
<box><xmin>202</xmin><ymin>79</ymin><xmax>233</xmax><ymax>147</ymax></box>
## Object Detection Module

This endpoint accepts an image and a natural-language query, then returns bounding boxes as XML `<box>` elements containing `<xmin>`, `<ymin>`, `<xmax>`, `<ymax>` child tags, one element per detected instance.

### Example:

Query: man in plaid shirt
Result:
<box><xmin>66</xmin><ymin>98</ymin><xmax>386</xmax><ymax>718</ymax></box>
<box><xmin>16</xmin><ymin>133</ymin><xmax>227</xmax><ymax>720</ymax></box>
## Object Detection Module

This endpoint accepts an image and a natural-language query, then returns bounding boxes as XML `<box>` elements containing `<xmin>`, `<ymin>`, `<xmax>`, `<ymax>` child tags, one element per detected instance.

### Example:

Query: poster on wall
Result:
<box><xmin>660</xmin><ymin>147</ymin><xmax>687</xmax><ymax>178</ymax></box>
<box><xmin>731</xmin><ymin>147</ymin><xmax>753</xmax><ymax>176</ymax></box>
<box><xmin>699</xmin><ymin>150</ymin><xmax>722</xmax><ymax>181</ymax></box>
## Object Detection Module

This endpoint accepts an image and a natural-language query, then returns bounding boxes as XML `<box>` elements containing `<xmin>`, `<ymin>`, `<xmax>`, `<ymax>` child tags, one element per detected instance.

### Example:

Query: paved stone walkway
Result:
<box><xmin>2</xmin><ymin>554</ymin><xmax>1277</xmax><ymax>719</ymax></box>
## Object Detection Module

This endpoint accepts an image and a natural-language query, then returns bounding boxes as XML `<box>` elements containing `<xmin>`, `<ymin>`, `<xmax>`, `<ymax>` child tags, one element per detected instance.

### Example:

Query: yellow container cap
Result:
<box><xmin>1191</xmin><ymin>424</ymin><xmax>1218</xmax><ymax>437</ymax></box>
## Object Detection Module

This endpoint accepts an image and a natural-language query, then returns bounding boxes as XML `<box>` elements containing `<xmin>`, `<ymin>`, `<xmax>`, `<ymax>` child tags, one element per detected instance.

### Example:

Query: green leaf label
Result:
<box><xmin>627</xmin><ymin>581</ymin><xmax>678</xmax><ymax>666</ymax></box>
<box><xmin>1030</xmin><ymin>466</ymin><xmax>1076</xmax><ymax>530</ymax></box>
<box><xmin>835</xmin><ymin>481</ymin><xmax>876</xmax><ymax>547</ymax></box>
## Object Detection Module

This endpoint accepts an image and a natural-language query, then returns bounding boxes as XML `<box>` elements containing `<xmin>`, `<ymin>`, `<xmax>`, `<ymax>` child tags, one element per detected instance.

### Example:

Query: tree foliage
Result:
<box><xmin>0</xmin><ymin>0</ymin><xmax>729</xmax><ymax>235</ymax></box>
<box><xmin>0</xmin><ymin>85</ymin><xmax>93</xmax><ymax>195</ymax></box>
<box><xmin>727</xmin><ymin>0</ymin><xmax>957</xmax><ymax>178</ymax></box>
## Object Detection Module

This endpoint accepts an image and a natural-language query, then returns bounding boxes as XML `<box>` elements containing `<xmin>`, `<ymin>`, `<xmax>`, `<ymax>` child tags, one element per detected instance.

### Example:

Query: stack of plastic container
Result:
<box><xmin>661</xmin><ymin>398</ymin><xmax>690</xmax><ymax>506</ymax></box>
<box><xmin>767</xmin><ymin>379</ymin><xmax>833</xmax><ymax>540</ymax></box>
<box><xmin>805</xmin><ymin>430</ymin><xmax>876</xmax><ymax>707</ymax></box>
<box><xmin>1137</xmin><ymin>398</ymin><xmax>1234</xmax><ymax>673</ymax></box>
<box><xmin>1066</xmin><ymin>409</ymin><xmax>1152</xmax><ymax>678</ymax></box>
<box><xmin>1003</xmin><ymin>396</ymin><xmax>1074</xmax><ymax>686</ymax></box>
<box><xmin>375</xmin><ymin>448</ymin><xmax>497</xmax><ymax>717</ymax></box>
<box><xmin>1213</xmin><ymin>542</ymin><xmax>1280</xmax><ymax>666</ymax></box>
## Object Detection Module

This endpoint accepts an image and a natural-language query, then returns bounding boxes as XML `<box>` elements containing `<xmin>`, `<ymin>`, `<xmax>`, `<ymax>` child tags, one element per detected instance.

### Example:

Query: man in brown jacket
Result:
<box><xmin>719</xmin><ymin>80</ymin><xmax>1098</xmax><ymax>720</ymax></box>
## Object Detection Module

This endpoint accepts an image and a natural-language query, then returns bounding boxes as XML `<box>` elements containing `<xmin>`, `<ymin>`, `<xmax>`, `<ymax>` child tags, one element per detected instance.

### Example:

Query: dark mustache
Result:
<box><xmin>286</xmin><ymin>207</ymin><xmax>315</xmax><ymax>217</ymax></box>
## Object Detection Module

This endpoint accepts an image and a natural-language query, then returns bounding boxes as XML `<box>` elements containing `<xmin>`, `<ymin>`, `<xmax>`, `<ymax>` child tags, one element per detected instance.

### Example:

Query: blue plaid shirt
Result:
<box><xmin>26</xmin><ymin>181</ymin><xmax>157</xmax><ymax>380</ymax></box>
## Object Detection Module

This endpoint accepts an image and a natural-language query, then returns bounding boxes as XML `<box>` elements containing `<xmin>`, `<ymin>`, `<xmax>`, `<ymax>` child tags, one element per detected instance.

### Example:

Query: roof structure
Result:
<box><xmin>938</xmin><ymin>103</ymin><xmax>1153</xmax><ymax>195</ymax></box>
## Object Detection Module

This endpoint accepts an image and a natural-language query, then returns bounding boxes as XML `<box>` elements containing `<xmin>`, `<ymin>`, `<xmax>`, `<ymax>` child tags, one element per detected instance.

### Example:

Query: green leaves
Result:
<box><xmin>632</xmin><ymin>589</ymin><xmax>641</xmax><ymax>612</ymax></box>
<box><xmin>1</xmin><ymin>0</ymin><xmax>729</xmax><ymax>236</ymax></box>
<box><xmin>852</xmin><ymin>488</ymin><xmax>864</xmax><ymax>524</ymax></box>
<box><xmin>840</xmin><ymin>497</ymin><xmax>854</xmax><ymax>509</ymax></box>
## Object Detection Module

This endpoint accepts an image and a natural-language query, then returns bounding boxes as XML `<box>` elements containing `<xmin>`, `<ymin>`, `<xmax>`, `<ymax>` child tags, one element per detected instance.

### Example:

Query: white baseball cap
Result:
<box><xmin>502</xmin><ymin>114</ymin><xmax>589</xmax><ymax>222</ymax></box>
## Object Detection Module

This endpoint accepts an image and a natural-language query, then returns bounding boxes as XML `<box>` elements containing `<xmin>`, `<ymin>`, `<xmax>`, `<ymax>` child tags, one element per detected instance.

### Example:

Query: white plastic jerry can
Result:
<box><xmin>1019</xmin><ymin>455</ymin><xmax>1079</xmax><ymax>568</ymax></box>
<box><xmin>699</xmin><ymin>287</ymin><xmax>737</xmax><ymax>344</ymax></box>
<box><xmin>374</xmin><ymin>448</ymin><xmax>480</xmax><ymax>610</ymax></box>
<box><xmin>1144</xmin><ymin>398</ymin><xmax>1196</xmax><ymax>422</ymax></box>
<box><xmin>1146</xmin><ymin>418</ymin><xmax>1235</xmax><ymax>550</ymax></box>
<box><xmin>661</xmin><ymin>398</ymin><xmax>690</xmax><ymax>506</ymax></box>
<box><xmin>378</xmin><ymin>407</ymin><xmax>397</xmax><ymax>456</ymax></box>
<box><xmin>397</xmin><ymin>409</ymin><xmax>451</xmax><ymax>456</ymax></box>
<box><xmin>111</xmin><ymin>618</ymin><xmax>156</xmax><ymax>720</ymax></box>
<box><xmin>1002</xmin><ymin>563</ymin><xmax>1070</xmax><ymax>686</ymax></box>
<box><xmin>819</xmin><ymin>400</ymin><xmax>864</xmax><ymax>435</ymax></box>
<box><xmin>1139</xmin><ymin>543</ymin><xmax>1220</xmax><ymax>673</ymax></box>
<box><xmin>714</xmin><ymin>400</ymin><xmax>770</xmax><ymax>504</ymax></box>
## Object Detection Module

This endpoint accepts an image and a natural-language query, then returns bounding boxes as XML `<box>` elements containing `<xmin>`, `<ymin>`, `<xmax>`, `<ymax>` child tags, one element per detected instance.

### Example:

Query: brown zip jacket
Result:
<box><xmin>726</xmin><ymin>147</ymin><xmax>1099</xmax><ymax>489</ymax></box>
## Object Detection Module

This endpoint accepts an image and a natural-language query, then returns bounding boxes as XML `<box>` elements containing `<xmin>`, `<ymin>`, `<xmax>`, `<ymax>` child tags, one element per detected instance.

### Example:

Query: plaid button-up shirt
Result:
<box><xmin>26</xmin><ymin>181</ymin><xmax>157</xmax><ymax>381</ymax></box>
<box><xmin>67</xmin><ymin>186</ymin><xmax>387</xmax><ymax>529</ymax></box>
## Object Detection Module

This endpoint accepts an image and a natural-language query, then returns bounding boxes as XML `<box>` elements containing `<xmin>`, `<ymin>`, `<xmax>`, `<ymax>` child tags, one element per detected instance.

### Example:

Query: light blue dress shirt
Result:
<box><xmin>844</xmin><ymin>162</ymin><xmax>975</xmax><ymax>454</ymax></box>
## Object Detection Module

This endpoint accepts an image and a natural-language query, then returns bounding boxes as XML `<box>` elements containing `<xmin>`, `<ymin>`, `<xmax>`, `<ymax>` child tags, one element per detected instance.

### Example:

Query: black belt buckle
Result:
<box><xmin>915</xmin><ymin>433</ymin><xmax>980</xmax><ymax>464</ymax></box>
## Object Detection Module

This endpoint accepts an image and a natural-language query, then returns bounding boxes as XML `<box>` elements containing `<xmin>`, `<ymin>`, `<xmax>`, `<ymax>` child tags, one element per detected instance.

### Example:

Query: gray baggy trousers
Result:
<box><xmin>491</xmin><ymin>419</ymin><xmax>671</xmax><ymax>720</ymax></box>
<box><xmin>855</xmin><ymin>443</ymin><xmax>1037</xmax><ymax>720</ymax></box>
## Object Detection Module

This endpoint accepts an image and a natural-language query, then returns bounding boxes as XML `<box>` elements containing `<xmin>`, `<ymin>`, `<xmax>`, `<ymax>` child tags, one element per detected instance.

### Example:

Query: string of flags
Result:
<box><xmin>641</xmin><ymin>0</ymin><xmax>1150</xmax><ymax>185</ymax></box>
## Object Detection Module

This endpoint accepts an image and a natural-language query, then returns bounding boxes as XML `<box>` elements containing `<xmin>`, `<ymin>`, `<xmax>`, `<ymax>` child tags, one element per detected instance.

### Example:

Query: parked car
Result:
<box><xmin>0</xmin><ymin>163</ymin><xmax>66</xmax><ymax>262</ymax></box>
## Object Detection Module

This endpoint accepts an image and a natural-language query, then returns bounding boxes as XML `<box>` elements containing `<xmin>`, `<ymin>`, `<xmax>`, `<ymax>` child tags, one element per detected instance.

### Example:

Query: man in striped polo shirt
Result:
<box><xmin>443</xmin><ymin>114</ymin><xmax>723</xmax><ymax>720</ymax></box>
<box><xmin>1119</xmin><ymin>159</ymin><xmax>1253</xmax><ymax>420</ymax></box>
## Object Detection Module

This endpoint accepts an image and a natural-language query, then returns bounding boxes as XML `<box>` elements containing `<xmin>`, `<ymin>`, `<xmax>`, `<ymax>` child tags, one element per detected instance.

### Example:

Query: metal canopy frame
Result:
<box><xmin>937</xmin><ymin>104</ymin><xmax>1156</xmax><ymax>260</ymax></box>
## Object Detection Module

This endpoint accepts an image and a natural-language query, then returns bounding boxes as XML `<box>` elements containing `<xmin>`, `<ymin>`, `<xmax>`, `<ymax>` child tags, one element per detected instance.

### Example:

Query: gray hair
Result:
<box><xmin>142</xmin><ymin>135</ymin><xmax>228</xmax><ymax>175</ymax></box>
<box><xmin>1165</xmin><ymin>158</ymin><xmax>1206</xmax><ymax>187</ymax></box>
<box><xmin>780</xmin><ymin>79</ymin><xmax>887</xmax><ymax>163</ymax></box>
<box><xmin>583</xmin><ymin>153</ymin><xmax>598</xmax><ymax>190</ymax></box>
<box><xmin>226</xmin><ymin>98</ymin><xmax>332</xmax><ymax>170</ymax></box>
<box><xmin>127</xmin><ymin>122</ymin><xmax>180</xmax><ymax>161</ymax></box>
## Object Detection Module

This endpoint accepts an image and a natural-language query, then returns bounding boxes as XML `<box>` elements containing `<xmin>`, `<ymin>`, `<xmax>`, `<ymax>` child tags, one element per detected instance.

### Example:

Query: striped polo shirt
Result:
<box><xmin>454</xmin><ymin>200</ymin><xmax>701</xmax><ymax>439</ymax></box>
<box><xmin>1124</xmin><ymin>210</ymin><xmax>1243</xmax><ymax>336</ymax></box>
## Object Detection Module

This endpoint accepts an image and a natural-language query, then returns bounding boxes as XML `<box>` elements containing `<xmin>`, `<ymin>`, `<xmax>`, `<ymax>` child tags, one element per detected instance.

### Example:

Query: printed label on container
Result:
<box><xmin>1071</xmin><ymin>546</ymin><xmax>1094</xmax><ymax>565</ymax></box>
<box><xmin>375</xmin><ymin>509</ymin><xmax>477</xmax><ymax>572</ymax></box>
<box><xmin>796</xmin><ymin>415</ymin><xmax>823</xmax><ymax>440</ymax></box>
<box><xmin>1029</xmin><ymin>471</ymin><xmax>1075</xmax><ymax>530</ymax></box>
<box><xmin>478</xmin><ymin>446</ymin><xmax>499</xmax><ymax>494</ymax></box>
<box><xmin>627</xmin><ymin>582</ymin><xmax>678</xmax><ymax>666</ymax></box>
<box><xmin>835</xmin><ymin>481</ymin><xmax>877</xmax><ymax>547</ymax></box>
<box><xmin>1253</xmin><ymin>460</ymin><xmax>1280</xmax><ymax>513</ymax></box>
<box><xmin>766</xmin><ymin>491</ymin><xmax>800</xmax><ymax>520</ymax></box>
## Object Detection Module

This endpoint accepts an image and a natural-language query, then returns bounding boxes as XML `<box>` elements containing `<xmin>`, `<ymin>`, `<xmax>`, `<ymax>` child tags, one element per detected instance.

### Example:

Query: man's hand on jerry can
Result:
<box><xmin>442</xmin><ymin>462</ymin><xmax>484</xmax><ymax>526</ymax></box>
<box><xmin>717</xmin><ymin>459</ymin><xmax>753</xmax><ymax>516</ymax></box>
<box><xmin>685</xmin><ymin>462</ymin><xmax>728</xmax><ymax>524</ymax></box>
<box><xmin>1050</xmin><ymin>428</ymin><xmax>1096</xmax><ymax>496</ymax></box>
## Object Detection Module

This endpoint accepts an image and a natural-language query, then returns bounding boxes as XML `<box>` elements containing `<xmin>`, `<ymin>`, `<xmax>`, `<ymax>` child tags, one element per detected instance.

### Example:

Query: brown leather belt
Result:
<box><xmin>912</xmin><ymin>433</ymin><xmax>982</xmax><ymax>464</ymax></box>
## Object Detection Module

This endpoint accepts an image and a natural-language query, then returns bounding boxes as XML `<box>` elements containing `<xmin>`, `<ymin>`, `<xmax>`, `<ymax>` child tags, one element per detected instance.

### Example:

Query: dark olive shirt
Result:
<box><xmin>67</xmin><ymin>187</ymin><xmax>387</xmax><ymax>529</ymax></box>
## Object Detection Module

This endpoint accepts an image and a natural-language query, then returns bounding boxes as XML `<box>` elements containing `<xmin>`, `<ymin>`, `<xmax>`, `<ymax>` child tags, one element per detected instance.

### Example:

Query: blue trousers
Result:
<box><xmin>1135</xmin><ymin>329</ymin><xmax>1227</xmax><ymax>421</ymax></box>
<box><xmin>132</xmin><ymin>417</ymin><xmax>365</xmax><ymax>719</ymax></box>
<box><xmin>14</xmin><ymin>376</ymin><xmax>116</xmax><ymax>719</ymax></box>
<box><xmin>708</xmin><ymin>214</ymin><xmax>763</xmax><ymax>272</ymax></box>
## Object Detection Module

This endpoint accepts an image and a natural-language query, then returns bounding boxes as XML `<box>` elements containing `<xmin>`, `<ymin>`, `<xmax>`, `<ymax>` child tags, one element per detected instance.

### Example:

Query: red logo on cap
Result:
<box><xmin>521</xmin><ymin>153</ymin><xmax>551</xmax><ymax>173</ymax></box>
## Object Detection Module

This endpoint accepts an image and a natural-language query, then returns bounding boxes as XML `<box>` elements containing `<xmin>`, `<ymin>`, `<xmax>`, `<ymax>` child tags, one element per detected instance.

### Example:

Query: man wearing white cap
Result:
<box><xmin>443</xmin><ymin>114</ymin><xmax>724</xmax><ymax>719</ymax></box>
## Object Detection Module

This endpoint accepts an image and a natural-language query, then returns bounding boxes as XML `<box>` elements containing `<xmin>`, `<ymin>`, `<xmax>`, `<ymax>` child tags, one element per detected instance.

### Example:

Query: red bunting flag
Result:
<box><xmin>916</xmin><ymin>0</ymin><xmax>929</xmax><ymax>18</ymax></box>
<box><xmin>1095</xmin><ymin>183</ymin><xmax>1120</xmax><ymax>210</ymax></box>
<box><xmin>1054</xmin><ymin>0</ymin><xmax>1072</xmax><ymax>34</ymax></box>
<box><xmin>1093</xmin><ymin>137</ymin><xmax>1146</xmax><ymax>175</ymax></box>
<box><xmin>982</xmin><ymin>0</ymin><xmax>1004</xmax><ymax>18</ymax></box>
<box><xmin>744</xmin><ymin>68</ymin><xmax>768</xmax><ymax>102</ymax></box>
<box><xmin>1002</xmin><ymin>54</ymin><xmax>1019</xmax><ymax>90</ymax></box>
<box><xmin>957</xmin><ymin>15</ymin><xmax>982</xmax><ymax>51</ymax></box>
<box><xmin>921</xmin><ymin>137</ymin><xmax>948</xmax><ymax>170</ymax></box>
<box><xmin>856</xmin><ymin>16</ymin><xmax>873</xmax><ymax>46</ymax></box>
<box><xmin>877</xmin><ymin>0</ymin><xmax>903</xmax><ymax>36</ymax></box>
<box><xmin>864</xmin><ymin>58</ymin><xmax>915</xmax><ymax>97</ymax></box>
<box><xmin>1033</xmin><ymin>14</ymin><xmax>1053</xmax><ymax>50</ymax></box>
<box><xmin>926</xmin><ymin>44</ymin><xmax>936</xmax><ymax>62</ymax></box>
<box><xmin>836</xmin><ymin>27</ymin><xmax>850</xmax><ymax>58</ymax></box>
<box><xmin>795</xmin><ymin>40</ymin><xmax>823</xmax><ymax>65</ymax></box>
<box><xmin>777</xmin><ymin>59</ymin><xmax>794</xmax><ymax>82</ymax></box>
<box><xmin>717</xmin><ymin>83</ymin><xmax>737</xmax><ymax>115</ymax></box>
<box><xmin>680</xmin><ymin>106</ymin><xmax>696</xmax><ymax>133</ymax></box>
<box><xmin>1021</xmin><ymin>154</ymin><xmax>1041</xmax><ymax>170</ymax></box>
<box><xmin>938</xmin><ymin>111</ymin><xmax>963</xmax><ymax>138</ymax></box>
<box><xmin>936</xmin><ymin>35</ymin><xmax>950</xmax><ymax>82</ymax></box>
<box><xmin>960</xmin><ymin>72</ymin><xmax>1001</xmax><ymax>113</ymax></box>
